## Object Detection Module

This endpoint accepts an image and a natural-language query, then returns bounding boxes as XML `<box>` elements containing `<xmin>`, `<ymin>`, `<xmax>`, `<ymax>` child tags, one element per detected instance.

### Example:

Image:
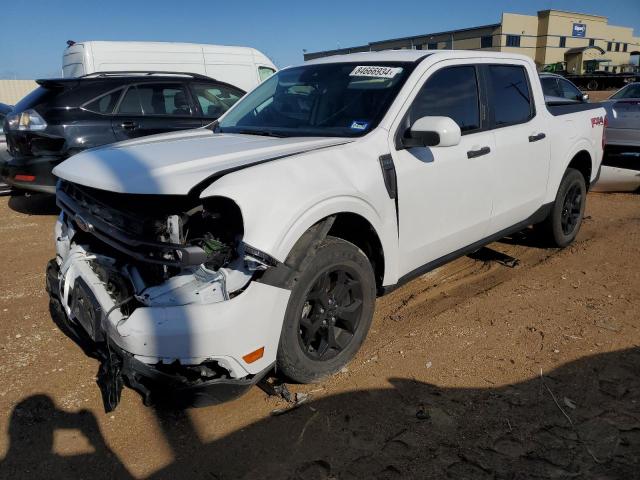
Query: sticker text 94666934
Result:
<box><xmin>349</xmin><ymin>66</ymin><xmax>403</xmax><ymax>79</ymax></box>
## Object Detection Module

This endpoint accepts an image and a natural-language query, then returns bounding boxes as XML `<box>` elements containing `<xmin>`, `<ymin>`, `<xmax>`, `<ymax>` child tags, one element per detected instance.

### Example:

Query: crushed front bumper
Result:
<box><xmin>47</xmin><ymin>219</ymin><xmax>291</xmax><ymax>410</ymax></box>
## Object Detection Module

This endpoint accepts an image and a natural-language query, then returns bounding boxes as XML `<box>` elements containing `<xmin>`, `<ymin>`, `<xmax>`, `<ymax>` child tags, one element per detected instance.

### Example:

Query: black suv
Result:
<box><xmin>1</xmin><ymin>72</ymin><xmax>244</xmax><ymax>193</ymax></box>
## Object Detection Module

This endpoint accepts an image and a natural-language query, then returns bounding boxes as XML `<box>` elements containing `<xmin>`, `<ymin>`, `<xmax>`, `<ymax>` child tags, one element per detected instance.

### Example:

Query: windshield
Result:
<box><xmin>217</xmin><ymin>62</ymin><xmax>414</xmax><ymax>138</ymax></box>
<box><xmin>610</xmin><ymin>84</ymin><xmax>640</xmax><ymax>99</ymax></box>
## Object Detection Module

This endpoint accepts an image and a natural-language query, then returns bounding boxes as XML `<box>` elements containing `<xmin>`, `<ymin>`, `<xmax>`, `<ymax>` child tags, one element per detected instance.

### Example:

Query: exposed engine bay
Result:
<box><xmin>56</xmin><ymin>180</ymin><xmax>271</xmax><ymax>310</ymax></box>
<box><xmin>49</xmin><ymin>181</ymin><xmax>290</xmax><ymax>411</ymax></box>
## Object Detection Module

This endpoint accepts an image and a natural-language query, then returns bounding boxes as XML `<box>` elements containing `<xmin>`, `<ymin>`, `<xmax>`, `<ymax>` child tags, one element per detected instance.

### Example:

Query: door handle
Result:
<box><xmin>528</xmin><ymin>133</ymin><xmax>546</xmax><ymax>142</ymax></box>
<box><xmin>120</xmin><ymin>121</ymin><xmax>138</xmax><ymax>130</ymax></box>
<box><xmin>467</xmin><ymin>146</ymin><xmax>491</xmax><ymax>159</ymax></box>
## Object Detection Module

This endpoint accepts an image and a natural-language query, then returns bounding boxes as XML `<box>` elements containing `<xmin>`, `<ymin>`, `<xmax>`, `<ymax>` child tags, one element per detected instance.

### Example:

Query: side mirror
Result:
<box><xmin>402</xmin><ymin>116</ymin><xmax>461</xmax><ymax>148</ymax></box>
<box><xmin>581</xmin><ymin>93</ymin><xmax>589</xmax><ymax>102</ymax></box>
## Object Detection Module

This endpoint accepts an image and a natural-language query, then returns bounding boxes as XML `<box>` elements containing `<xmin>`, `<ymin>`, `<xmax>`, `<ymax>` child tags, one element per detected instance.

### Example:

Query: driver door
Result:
<box><xmin>389</xmin><ymin>63</ymin><xmax>495</xmax><ymax>276</ymax></box>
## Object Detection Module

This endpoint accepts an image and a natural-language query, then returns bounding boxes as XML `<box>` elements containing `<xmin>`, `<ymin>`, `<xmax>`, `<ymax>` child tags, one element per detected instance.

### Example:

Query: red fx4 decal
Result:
<box><xmin>591</xmin><ymin>116</ymin><xmax>604</xmax><ymax>127</ymax></box>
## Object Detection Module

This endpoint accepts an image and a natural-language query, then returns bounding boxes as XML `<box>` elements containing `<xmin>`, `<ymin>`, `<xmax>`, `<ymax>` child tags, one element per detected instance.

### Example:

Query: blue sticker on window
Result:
<box><xmin>350</xmin><ymin>120</ymin><xmax>369</xmax><ymax>131</ymax></box>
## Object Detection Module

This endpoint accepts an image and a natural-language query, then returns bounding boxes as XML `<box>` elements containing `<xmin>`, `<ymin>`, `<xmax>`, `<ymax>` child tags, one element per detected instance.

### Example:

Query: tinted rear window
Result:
<box><xmin>488</xmin><ymin>65</ymin><xmax>533</xmax><ymax>126</ymax></box>
<box><xmin>13</xmin><ymin>87</ymin><xmax>62</xmax><ymax>112</ymax></box>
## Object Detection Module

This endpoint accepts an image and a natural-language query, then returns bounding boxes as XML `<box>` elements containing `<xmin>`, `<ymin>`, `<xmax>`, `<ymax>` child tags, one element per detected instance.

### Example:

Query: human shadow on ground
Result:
<box><xmin>0</xmin><ymin>395</ymin><xmax>133</xmax><ymax>479</ymax></box>
<box><xmin>2</xmin><ymin>347</ymin><xmax>638</xmax><ymax>479</ymax></box>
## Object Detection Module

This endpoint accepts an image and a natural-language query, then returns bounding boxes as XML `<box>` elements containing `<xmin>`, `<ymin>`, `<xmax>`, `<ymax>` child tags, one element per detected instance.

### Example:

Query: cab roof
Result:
<box><xmin>304</xmin><ymin>49</ymin><xmax>532</xmax><ymax>65</ymax></box>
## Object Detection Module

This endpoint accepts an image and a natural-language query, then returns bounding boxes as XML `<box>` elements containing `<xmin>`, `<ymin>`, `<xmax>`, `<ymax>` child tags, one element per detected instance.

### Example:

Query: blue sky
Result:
<box><xmin>1</xmin><ymin>0</ymin><xmax>638</xmax><ymax>78</ymax></box>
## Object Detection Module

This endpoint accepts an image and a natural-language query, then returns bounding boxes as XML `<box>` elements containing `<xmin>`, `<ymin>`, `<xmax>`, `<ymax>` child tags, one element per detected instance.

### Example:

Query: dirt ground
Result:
<box><xmin>587</xmin><ymin>91</ymin><xmax>612</xmax><ymax>102</ymax></box>
<box><xmin>0</xmin><ymin>190</ymin><xmax>638</xmax><ymax>479</ymax></box>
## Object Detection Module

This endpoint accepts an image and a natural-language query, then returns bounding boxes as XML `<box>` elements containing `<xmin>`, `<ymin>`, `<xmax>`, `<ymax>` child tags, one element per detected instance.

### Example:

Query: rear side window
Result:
<box><xmin>191</xmin><ymin>83</ymin><xmax>243</xmax><ymax>117</ymax></box>
<box><xmin>410</xmin><ymin>66</ymin><xmax>480</xmax><ymax>132</ymax></box>
<box><xmin>558</xmin><ymin>79</ymin><xmax>582</xmax><ymax>100</ymax></box>
<box><xmin>541</xmin><ymin>77</ymin><xmax>562</xmax><ymax>97</ymax></box>
<box><xmin>258</xmin><ymin>66</ymin><xmax>276</xmax><ymax>82</ymax></box>
<box><xmin>487</xmin><ymin>65</ymin><xmax>533</xmax><ymax>126</ymax></box>
<box><xmin>118</xmin><ymin>87</ymin><xmax>143</xmax><ymax>114</ymax></box>
<box><xmin>116</xmin><ymin>84</ymin><xmax>192</xmax><ymax>116</ymax></box>
<box><xmin>83</xmin><ymin>89</ymin><xmax>122</xmax><ymax>114</ymax></box>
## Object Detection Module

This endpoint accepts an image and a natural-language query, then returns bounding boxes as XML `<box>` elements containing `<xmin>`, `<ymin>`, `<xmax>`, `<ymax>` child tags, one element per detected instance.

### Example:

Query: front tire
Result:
<box><xmin>276</xmin><ymin>236</ymin><xmax>376</xmax><ymax>383</ymax></box>
<box><xmin>540</xmin><ymin>168</ymin><xmax>587</xmax><ymax>247</ymax></box>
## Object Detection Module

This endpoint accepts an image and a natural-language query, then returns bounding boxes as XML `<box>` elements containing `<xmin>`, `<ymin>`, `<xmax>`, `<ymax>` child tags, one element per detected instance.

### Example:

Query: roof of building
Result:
<box><xmin>304</xmin><ymin>22</ymin><xmax>500</xmax><ymax>59</ymax></box>
<box><xmin>537</xmin><ymin>9</ymin><xmax>607</xmax><ymax>20</ymax></box>
<box><xmin>367</xmin><ymin>23</ymin><xmax>501</xmax><ymax>46</ymax></box>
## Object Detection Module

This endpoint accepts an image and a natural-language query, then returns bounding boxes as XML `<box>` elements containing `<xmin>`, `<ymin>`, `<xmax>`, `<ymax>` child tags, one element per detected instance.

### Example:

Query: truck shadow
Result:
<box><xmin>7</xmin><ymin>192</ymin><xmax>58</xmax><ymax>215</ymax></box>
<box><xmin>2</xmin><ymin>347</ymin><xmax>638</xmax><ymax>479</ymax></box>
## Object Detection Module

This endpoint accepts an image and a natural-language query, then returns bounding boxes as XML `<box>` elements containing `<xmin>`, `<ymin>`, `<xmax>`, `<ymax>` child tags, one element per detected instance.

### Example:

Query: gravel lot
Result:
<box><xmin>0</xmin><ymin>189</ymin><xmax>638</xmax><ymax>479</ymax></box>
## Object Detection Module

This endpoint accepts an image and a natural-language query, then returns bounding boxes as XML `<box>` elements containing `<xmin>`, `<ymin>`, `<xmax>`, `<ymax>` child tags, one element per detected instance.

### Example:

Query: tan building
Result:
<box><xmin>304</xmin><ymin>10</ymin><xmax>640</xmax><ymax>74</ymax></box>
<box><xmin>0</xmin><ymin>80</ymin><xmax>37</xmax><ymax>105</ymax></box>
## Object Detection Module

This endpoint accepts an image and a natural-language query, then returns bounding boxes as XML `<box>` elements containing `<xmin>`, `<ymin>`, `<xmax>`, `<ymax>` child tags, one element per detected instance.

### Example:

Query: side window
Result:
<box><xmin>410</xmin><ymin>66</ymin><xmax>480</xmax><ymax>132</ymax></box>
<box><xmin>258</xmin><ymin>67</ymin><xmax>276</xmax><ymax>82</ymax></box>
<box><xmin>487</xmin><ymin>65</ymin><xmax>532</xmax><ymax>126</ymax></box>
<box><xmin>191</xmin><ymin>83</ymin><xmax>243</xmax><ymax>117</ymax></box>
<box><xmin>83</xmin><ymin>89</ymin><xmax>123</xmax><ymax>114</ymax></box>
<box><xmin>540</xmin><ymin>77</ymin><xmax>562</xmax><ymax>97</ymax></box>
<box><xmin>134</xmin><ymin>84</ymin><xmax>192</xmax><ymax>116</ymax></box>
<box><xmin>558</xmin><ymin>79</ymin><xmax>582</xmax><ymax>100</ymax></box>
<box><xmin>117</xmin><ymin>87</ymin><xmax>143</xmax><ymax>115</ymax></box>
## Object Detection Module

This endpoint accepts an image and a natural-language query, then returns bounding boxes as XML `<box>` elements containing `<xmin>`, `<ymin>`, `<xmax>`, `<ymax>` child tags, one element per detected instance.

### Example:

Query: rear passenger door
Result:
<box><xmin>112</xmin><ymin>83</ymin><xmax>202</xmax><ymax>141</ymax></box>
<box><xmin>484</xmin><ymin>64</ymin><xmax>550</xmax><ymax>232</ymax></box>
<box><xmin>189</xmin><ymin>83</ymin><xmax>244</xmax><ymax>123</ymax></box>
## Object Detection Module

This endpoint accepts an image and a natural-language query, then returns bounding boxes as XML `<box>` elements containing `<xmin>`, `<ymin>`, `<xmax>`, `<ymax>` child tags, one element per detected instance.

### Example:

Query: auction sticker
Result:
<box><xmin>350</xmin><ymin>66</ymin><xmax>403</xmax><ymax>78</ymax></box>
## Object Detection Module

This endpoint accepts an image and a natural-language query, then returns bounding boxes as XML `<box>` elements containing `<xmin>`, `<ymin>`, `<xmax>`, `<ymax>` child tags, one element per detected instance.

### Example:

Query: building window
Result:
<box><xmin>506</xmin><ymin>35</ymin><xmax>521</xmax><ymax>47</ymax></box>
<box><xmin>589</xmin><ymin>38</ymin><xmax>595</xmax><ymax>47</ymax></box>
<box><xmin>604</xmin><ymin>66</ymin><xmax>609</xmax><ymax>72</ymax></box>
<box><xmin>427</xmin><ymin>42</ymin><xmax>437</xmax><ymax>50</ymax></box>
<box><xmin>607</xmin><ymin>42</ymin><xmax>612</xmax><ymax>51</ymax></box>
<box><xmin>623</xmin><ymin>43</ymin><xmax>628</xmax><ymax>52</ymax></box>
<box><xmin>481</xmin><ymin>35</ymin><xmax>493</xmax><ymax>48</ymax></box>
<box><xmin>415</xmin><ymin>44</ymin><xmax>423</xmax><ymax>50</ymax></box>
<box><xmin>615</xmin><ymin>42</ymin><xmax>620</xmax><ymax>52</ymax></box>
<box><xmin>559</xmin><ymin>36</ymin><xmax>566</xmax><ymax>48</ymax></box>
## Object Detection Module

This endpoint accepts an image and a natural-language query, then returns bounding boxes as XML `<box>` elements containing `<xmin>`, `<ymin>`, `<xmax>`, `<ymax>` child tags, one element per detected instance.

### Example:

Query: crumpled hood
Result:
<box><xmin>53</xmin><ymin>129</ymin><xmax>353</xmax><ymax>195</ymax></box>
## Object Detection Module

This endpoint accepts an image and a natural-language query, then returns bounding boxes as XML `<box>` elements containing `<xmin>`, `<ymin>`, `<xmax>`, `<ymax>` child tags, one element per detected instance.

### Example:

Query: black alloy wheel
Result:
<box><xmin>276</xmin><ymin>236</ymin><xmax>376</xmax><ymax>383</ymax></box>
<box><xmin>298</xmin><ymin>268</ymin><xmax>363</xmax><ymax>361</ymax></box>
<box><xmin>539</xmin><ymin>168</ymin><xmax>587</xmax><ymax>248</ymax></box>
<box><xmin>560</xmin><ymin>183</ymin><xmax>583</xmax><ymax>236</ymax></box>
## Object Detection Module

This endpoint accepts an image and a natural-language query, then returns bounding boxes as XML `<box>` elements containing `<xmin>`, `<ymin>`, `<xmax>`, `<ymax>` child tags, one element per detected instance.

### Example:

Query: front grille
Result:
<box><xmin>57</xmin><ymin>181</ymin><xmax>207</xmax><ymax>267</ymax></box>
<box><xmin>60</xmin><ymin>181</ymin><xmax>152</xmax><ymax>237</ymax></box>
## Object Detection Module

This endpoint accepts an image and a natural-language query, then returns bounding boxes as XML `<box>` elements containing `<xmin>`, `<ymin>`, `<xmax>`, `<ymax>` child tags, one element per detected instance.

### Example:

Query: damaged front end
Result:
<box><xmin>47</xmin><ymin>181</ymin><xmax>290</xmax><ymax>411</ymax></box>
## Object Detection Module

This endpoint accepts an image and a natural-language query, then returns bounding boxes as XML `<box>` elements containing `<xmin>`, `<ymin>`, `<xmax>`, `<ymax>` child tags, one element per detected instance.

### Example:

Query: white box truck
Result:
<box><xmin>62</xmin><ymin>41</ymin><xmax>277</xmax><ymax>91</ymax></box>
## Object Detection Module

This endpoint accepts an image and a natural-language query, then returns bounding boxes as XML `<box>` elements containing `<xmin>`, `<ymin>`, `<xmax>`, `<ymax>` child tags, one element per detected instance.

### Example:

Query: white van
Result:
<box><xmin>62</xmin><ymin>41</ymin><xmax>277</xmax><ymax>91</ymax></box>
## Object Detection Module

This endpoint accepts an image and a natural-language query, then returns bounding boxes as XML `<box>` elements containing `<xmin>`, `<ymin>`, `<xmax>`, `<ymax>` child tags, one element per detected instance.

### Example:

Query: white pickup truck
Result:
<box><xmin>48</xmin><ymin>50</ymin><xmax>605</xmax><ymax>409</ymax></box>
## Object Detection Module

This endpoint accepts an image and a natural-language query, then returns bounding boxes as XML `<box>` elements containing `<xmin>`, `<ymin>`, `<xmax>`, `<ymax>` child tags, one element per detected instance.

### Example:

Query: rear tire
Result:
<box><xmin>540</xmin><ymin>168</ymin><xmax>587</xmax><ymax>247</ymax></box>
<box><xmin>276</xmin><ymin>236</ymin><xmax>376</xmax><ymax>383</ymax></box>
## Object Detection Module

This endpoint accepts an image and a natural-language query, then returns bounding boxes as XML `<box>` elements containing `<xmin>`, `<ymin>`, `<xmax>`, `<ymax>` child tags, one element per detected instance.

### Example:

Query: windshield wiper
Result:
<box><xmin>232</xmin><ymin>128</ymin><xmax>287</xmax><ymax>138</ymax></box>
